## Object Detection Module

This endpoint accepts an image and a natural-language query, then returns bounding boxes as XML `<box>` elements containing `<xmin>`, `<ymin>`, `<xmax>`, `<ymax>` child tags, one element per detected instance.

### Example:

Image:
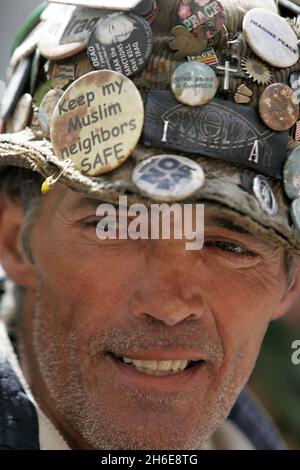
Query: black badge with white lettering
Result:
<box><xmin>132</xmin><ymin>0</ymin><xmax>154</xmax><ymax>17</ymax></box>
<box><xmin>142</xmin><ymin>91</ymin><xmax>289</xmax><ymax>179</ymax></box>
<box><xmin>87</xmin><ymin>12</ymin><xmax>153</xmax><ymax>76</ymax></box>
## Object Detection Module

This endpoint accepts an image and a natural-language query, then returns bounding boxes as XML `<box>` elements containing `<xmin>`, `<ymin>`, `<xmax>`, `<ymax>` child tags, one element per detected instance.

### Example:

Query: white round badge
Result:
<box><xmin>243</xmin><ymin>8</ymin><xmax>299</xmax><ymax>68</ymax></box>
<box><xmin>133</xmin><ymin>155</ymin><xmax>205</xmax><ymax>201</ymax></box>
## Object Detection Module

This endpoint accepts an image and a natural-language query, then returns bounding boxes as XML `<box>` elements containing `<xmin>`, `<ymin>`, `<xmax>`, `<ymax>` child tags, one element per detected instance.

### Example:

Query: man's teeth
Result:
<box><xmin>122</xmin><ymin>358</ymin><xmax>192</xmax><ymax>376</ymax></box>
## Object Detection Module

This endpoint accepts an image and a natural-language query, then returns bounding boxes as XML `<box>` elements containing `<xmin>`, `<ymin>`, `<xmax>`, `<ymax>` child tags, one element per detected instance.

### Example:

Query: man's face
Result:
<box><xmin>95</xmin><ymin>15</ymin><xmax>135</xmax><ymax>45</ymax></box>
<box><xmin>24</xmin><ymin>185</ymin><xmax>288</xmax><ymax>450</ymax></box>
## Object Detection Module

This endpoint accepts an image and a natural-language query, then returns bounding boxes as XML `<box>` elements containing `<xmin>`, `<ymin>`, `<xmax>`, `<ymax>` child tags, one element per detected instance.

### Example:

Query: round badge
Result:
<box><xmin>6</xmin><ymin>94</ymin><xmax>32</xmax><ymax>133</ymax></box>
<box><xmin>291</xmin><ymin>198</ymin><xmax>300</xmax><ymax>231</ymax></box>
<box><xmin>1</xmin><ymin>58</ymin><xmax>31</xmax><ymax>120</ymax></box>
<box><xmin>75</xmin><ymin>55</ymin><xmax>95</xmax><ymax>79</ymax></box>
<box><xmin>171</xmin><ymin>61</ymin><xmax>218</xmax><ymax>106</ymax></box>
<box><xmin>253</xmin><ymin>175</ymin><xmax>278</xmax><ymax>217</ymax></box>
<box><xmin>132</xmin><ymin>155</ymin><xmax>205</xmax><ymax>202</ymax></box>
<box><xmin>283</xmin><ymin>146</ymin><xmax>300</xmax><ymax>200</ymax></box>
<box><xmin>144</xmin><ymin>0</ymin><xmax>159</xmax><ymax>24</ymax></box>
<box><xmin>87</xmin><ymin>12</ymin><xmax>153</xmax><ymax>76</ymax></box>
<box><xmin>49</xmin><ymin>62</ymin><xmax>75</xmax><ymax>89</ymax></box>
<box><xmin>259</xmin><ymin>83</ymin><xmax>299</xmax><ymax>132</ymax></box>
<box><xmin>39</xmin><ymin>7</ymin><xmax>108</xmax><ymax>60</ymax></box>
<box><xmin>30</xmin><ymin>49</ymin><xmax>41</xmax><ymax>95</ymax></box>
<box><xmin>132</xmin><ymin>0</ymin><xmax>154</xmax><ymax>16</ymax></box>
<box><xmin>50</xmin><ymin>70</ymin><xmax>144</xmax><ymax>176</ymax></box>
<box><xmin>243</xmin><ymin>8</ymin><xmax>299</xmax><ymax>68</ymax></box>
<box><xmin>39</xmin><ymin>89</ymin><xmax>64</xmax><ymax>133</ymax></box>
<box><xmin>178</xmin><ymin>0</ymin><xmax>225</xmax><ymax>39</ymax></box>
<box><xmin>0</xmin><ymin>119</ymin><xmax>5</xmax><ymax>134</ymax></box>
<box><xmin>289</xmin><ymin>71</ymin><xmax>300</xmax><ymax>93</ymax></box>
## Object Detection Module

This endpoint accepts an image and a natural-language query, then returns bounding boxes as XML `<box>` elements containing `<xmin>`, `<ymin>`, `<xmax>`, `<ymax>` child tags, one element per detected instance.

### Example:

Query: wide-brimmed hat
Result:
<box><xmin>1</xmin><ymin>0</ymin><xmax>300</xmax><ymax>253</ymax></box>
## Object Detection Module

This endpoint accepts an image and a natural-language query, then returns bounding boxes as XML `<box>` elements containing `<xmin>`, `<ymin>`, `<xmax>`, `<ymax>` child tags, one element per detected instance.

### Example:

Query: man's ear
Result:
<box><xmin>271</xmin><ymin>258</ymin><xmax>300</xmax><ymax>321</ymax></box>
<box><xmin>0</xmin><ymin>197</ymin><xmax>36</xmax><ymax>288</ymax></box>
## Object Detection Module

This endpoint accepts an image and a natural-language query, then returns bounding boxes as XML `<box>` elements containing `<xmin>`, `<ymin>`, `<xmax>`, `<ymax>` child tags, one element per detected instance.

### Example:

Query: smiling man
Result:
<box><xmin>1</xmin><ymin>0</ymin><xmax>300</xmax><ymax>451</ymax></box>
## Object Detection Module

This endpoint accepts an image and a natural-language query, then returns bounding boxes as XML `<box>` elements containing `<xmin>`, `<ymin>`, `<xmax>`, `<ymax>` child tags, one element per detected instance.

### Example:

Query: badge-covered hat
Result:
<box><xmin>1</xmin><ymin>0</ymin><xmax>300</xmax><ymax>254</ymax></box>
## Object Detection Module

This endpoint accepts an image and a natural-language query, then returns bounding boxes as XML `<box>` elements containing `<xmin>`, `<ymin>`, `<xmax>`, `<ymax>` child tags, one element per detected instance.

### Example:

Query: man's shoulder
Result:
<box><xmin>0</xmin><ymin>355</ymin><xmax>39</xmax><ymax>450</ymax></box>
<box><xmin>229</xmin><ymin>388</ymin><xmax>286</xmax><ymax>450</ymax></box>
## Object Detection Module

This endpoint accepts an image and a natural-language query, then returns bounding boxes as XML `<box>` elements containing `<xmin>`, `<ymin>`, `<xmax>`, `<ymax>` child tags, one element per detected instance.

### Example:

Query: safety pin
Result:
<box><xmin>41</xmin><ymin>159</ymin><xmax>72</xmax><ymax>194</ymax></box>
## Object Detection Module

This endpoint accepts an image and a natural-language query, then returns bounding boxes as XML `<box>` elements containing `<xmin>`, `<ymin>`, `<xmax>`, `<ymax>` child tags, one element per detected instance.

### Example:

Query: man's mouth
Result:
<box><xmin>111</xmin><ymin>354</ymin><xmax>200</xmax><ymax>376</ymax></box>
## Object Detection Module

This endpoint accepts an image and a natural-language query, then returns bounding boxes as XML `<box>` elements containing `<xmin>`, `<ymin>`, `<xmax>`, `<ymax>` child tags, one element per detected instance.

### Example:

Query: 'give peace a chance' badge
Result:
<box><xmin>171</xmin><ymin>61</ymin><xmax>218</xmax><ymax>106</ymax></box>
<box><xmin>50</xmin><ymin>70</ymin><xmax>144</xmax><ymax>176</ymax></box>
<box><xmin>88</xmin><ymin>12</ymin><xmax>153</xmax><ymax>77</ymax></box>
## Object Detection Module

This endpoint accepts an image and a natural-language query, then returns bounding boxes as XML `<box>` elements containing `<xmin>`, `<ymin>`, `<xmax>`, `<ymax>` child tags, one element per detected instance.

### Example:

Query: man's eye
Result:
<box><xmin>205</xmin><ymin>240</ymin><xmax>258</xmax><ymax>257</ymax></box>
<box><xmin>83</xmin><ymin>219</ymin><xmax>100</xmax><ymax>229</ymax></box>
<box><xmin>84</xmin><ymin>218</ymin><xmax>119</xmax><ymax>231</ymax></box>
<box><xmin>82</xmin><ymin>218</ymin><xmax>128</xmax><ymax>236</ymax></box>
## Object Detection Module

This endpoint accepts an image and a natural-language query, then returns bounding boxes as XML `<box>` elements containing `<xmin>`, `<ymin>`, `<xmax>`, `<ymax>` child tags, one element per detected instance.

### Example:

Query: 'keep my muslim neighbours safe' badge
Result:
<box><xmin>87</xmin><ymin>12</ymin><xmax>153</xmax><ymax>77</ymax></box>
<box><xmin>50</xmin><ymin>70</ymin><xmax>144</xmax><ymax>176</ymax></box>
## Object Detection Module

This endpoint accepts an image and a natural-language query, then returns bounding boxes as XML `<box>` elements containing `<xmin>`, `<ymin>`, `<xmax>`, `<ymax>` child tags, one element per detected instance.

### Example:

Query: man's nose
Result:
<box><xmin>130</xmin><ymin>243</ymin><xmax>207</xmax><ymax>326</ymax></box>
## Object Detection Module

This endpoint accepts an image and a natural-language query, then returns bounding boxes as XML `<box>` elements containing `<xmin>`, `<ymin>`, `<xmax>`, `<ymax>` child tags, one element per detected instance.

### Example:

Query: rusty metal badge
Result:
<box><xmin>39</xmin><ymin>89</ymin><xmax>65</xmax><ymax>133</ymax></box>
<box><xmin>178</xmin><ymin>0</ymin><xmax>225</xmax><ymax>39</ymax></box>
<box><xmin>259</xmin><ymin>83</ymin><xmax>299</xmax><ymax>132</ymax></box>
<box><xmin>50</xmin><ymin>70</ymin><xmax>144</xmax><ymax>176</ymax></box>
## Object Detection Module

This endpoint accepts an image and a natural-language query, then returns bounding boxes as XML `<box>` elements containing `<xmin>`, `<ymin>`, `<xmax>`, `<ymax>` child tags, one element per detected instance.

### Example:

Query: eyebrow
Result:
<box><xmin>67</xmin><ymin>197</ymin><xmax>118</xmax><ymax>211</ymax></box>
<box><xmin>205</xmin><ymin>216</ymin><xmax>253</xmax><ymax>236</ymax></box>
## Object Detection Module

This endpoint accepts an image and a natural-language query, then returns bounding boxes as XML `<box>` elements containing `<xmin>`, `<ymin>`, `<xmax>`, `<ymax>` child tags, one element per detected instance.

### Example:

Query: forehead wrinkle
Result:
<box><xmin>61</xmin><ymin>193</ymin><xmax>119</xmax><ymax>213</ymax></box>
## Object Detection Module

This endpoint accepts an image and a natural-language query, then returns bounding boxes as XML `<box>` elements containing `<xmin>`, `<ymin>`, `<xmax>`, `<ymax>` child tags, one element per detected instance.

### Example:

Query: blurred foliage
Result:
<box><xmin>250</xmin><ymin>319</ymin><xmax>300</xmax><ymax>449</ymax></box>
